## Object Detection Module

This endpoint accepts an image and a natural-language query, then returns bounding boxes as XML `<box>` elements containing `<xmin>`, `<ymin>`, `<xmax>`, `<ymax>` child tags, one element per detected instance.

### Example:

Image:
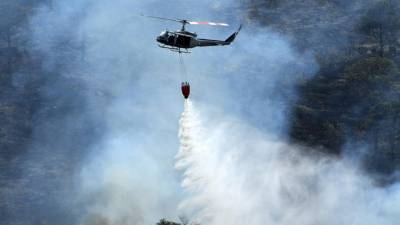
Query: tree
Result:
<box><xmin>157</xmin><ymin>219</ymin><xmax>182</xmax><ymax>225</ymax></box>
<box><xmin>357</xmin><ymin>0</ymin><xmax>400</xmax><ymax>57</ymax></box>
<box><xmin>0</xmin><ymin>1</ymin><xmax>27</xmax><ymax>48</ymax></box>
<box><xmin>290</xmin><ymin>57</ymin><xmax>400</xmax><ymax>176</ymax></box>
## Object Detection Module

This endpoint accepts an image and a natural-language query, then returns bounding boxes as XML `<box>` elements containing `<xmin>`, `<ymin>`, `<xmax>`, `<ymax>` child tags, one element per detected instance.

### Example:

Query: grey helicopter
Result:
<box><xmin>143</xmin><ymin>14</ymin><xmax>242</xmax><ymax>53</ymax></box>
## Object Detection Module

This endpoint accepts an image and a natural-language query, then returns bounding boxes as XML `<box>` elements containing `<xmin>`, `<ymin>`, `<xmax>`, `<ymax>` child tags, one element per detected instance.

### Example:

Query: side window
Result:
<box><xmin>167</xmin><ymin>34</ymin><xmax>175</xmax><ymax>43</ymax></box>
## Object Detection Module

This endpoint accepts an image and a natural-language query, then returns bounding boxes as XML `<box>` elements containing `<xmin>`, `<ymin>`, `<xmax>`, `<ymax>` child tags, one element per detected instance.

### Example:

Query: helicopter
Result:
<box><xmin>143</xmin><ymin>14</ymin><xmax>242</xmax><ymax>53</ymax></box>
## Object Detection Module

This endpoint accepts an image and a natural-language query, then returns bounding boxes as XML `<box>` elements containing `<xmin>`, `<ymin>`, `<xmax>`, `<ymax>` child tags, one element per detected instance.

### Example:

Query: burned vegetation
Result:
<box><xmin>244</xmin><ymin>0</ymin><xmax>400</xmax><ymax>179</ymax></box>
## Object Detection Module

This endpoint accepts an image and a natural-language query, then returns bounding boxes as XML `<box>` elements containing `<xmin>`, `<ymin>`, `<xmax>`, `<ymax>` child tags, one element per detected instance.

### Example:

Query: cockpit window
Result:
<box><xmin>160</xmin><ymin>31</ymin><xmax>168</xmax><ymax>37</ymax></box>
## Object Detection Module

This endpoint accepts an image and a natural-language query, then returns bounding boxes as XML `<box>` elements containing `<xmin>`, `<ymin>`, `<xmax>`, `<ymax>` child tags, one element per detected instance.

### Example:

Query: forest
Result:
<box><xmin>1</xmin><ymin>0</ymin><xmax>400</xmax><ymax>224</ymax></box>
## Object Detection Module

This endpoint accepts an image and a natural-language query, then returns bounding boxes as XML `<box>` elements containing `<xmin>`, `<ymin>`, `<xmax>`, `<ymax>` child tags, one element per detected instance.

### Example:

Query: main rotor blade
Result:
<box><xmin>188</xmin><ymin>21</ymin><xmax>229</xmax><ymax>26</ymax></box>
<box><xmin>141</xmin><ymin>14</ymin><xmax>183</xmax><ymax>23</ymax></box>
<box><xmin>141</xmin><ymin>14</ymin><xmax>229</xmax><ymax>27</ymax></box>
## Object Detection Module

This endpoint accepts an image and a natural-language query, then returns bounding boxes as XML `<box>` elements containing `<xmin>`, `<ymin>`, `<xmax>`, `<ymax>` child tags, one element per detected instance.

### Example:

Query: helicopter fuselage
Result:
<box><xmin>156</xmin><ymin>26</ymin><xmax>241</xmax><ymax>52</ymax></box>
<box><xmin>156</xmin><ymin>30</ymin><xmax>198</xmax><ymax>49</ymax></box>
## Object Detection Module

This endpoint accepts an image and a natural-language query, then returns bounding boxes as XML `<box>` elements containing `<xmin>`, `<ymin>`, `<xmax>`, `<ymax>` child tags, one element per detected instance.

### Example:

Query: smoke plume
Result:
<box><xmin>3</xmin><ymin>0</ymin><xmax>399</xmax><ymax>225</ymax></box>
<box><xmin>176</xmin><ymin>100</ymin><xmax>400</xmax><ymax>225</ymax></box>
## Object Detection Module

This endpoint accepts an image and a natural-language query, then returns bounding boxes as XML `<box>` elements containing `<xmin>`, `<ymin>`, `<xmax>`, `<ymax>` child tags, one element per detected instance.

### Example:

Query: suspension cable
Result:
<box><xmin>178</xmin><ymin>52</ymin><xmax>188</xmax><ymax>81</ymax></box>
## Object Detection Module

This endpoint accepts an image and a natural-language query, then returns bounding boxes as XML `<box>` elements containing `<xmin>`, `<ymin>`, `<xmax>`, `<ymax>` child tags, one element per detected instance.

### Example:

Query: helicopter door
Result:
<box><xmin>176</xmin><ymin>35</ymin><xmax>191</xmax><ymax>48</ymax></box>
<box><xmin>167</xmin><ymin>34</ymin><xmax>175</xmax><ymax>45</ymax></box>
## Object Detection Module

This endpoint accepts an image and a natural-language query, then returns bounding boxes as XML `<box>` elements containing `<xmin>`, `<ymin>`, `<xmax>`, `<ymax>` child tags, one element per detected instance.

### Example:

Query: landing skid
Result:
<box><xmin>158</xmin><ymin>44</ymin><xmax>190</xmax><ymax>53</ymax></box>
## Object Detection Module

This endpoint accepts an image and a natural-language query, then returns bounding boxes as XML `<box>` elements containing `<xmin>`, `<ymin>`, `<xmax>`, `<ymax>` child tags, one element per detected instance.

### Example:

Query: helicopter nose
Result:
<box><xmin>156</xmin><ymin>36</ymin><xmax>163</xmax><ymax>43</ymax></box>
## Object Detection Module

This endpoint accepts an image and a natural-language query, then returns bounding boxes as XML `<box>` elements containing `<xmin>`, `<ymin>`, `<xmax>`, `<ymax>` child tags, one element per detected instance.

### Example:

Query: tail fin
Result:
<box><xmin>225</xmin><ymin>24</ymin><xmax>242</xmax><ymax>43</ymax></box>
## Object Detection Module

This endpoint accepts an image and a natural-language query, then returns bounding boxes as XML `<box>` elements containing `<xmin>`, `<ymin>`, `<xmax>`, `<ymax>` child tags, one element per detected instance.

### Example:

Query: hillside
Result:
<box><xmin>1</xmin><ymin>0</ymin><xmax>400</xmax><ymax>224</ymax></box>
<box><xmin>244</xmin><ymin>0</ymin><xmax>400</xmax><ymax>180</ymax></box>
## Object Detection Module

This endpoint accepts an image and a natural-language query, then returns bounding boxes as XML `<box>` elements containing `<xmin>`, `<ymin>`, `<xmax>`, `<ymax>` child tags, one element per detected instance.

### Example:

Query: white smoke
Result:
<box><xmin>20</xmin><ymin>0</ymin><xmax>400</xmax><ymax>225</ymax></box>
<box><xmin>176</xmin><ymin>101</ymin><xmax>400</xmax><ymax>225</ymax></box>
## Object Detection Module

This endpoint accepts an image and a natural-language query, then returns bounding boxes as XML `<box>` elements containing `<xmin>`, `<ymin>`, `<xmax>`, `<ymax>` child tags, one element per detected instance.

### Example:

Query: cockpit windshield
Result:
<box><xmin>160</xmin><ymin>31</ymin><xmax>168</xmax><ymax>37</ymax></box>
